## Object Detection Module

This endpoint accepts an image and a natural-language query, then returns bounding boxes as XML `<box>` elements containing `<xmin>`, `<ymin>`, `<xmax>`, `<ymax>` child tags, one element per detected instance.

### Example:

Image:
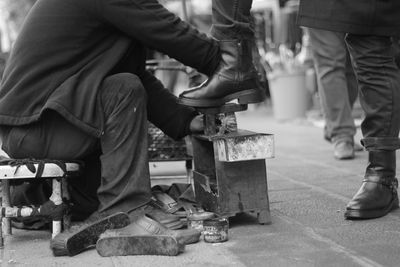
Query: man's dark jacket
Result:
<box><xmin>298</xmin><ymin>0</ymin><xmax>400</xmax><ymax>36</ymax></box>
<box><xmin>0</xmin><ymin>0</ymin><xmax>217</xmax><ymax>139</ymax></box>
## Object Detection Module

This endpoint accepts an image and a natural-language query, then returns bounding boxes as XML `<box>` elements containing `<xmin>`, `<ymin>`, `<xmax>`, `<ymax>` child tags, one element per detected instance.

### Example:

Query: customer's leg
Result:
<box><xmin>344</xmin><ymin>34</ymin><xmax>400</xmax><ymax>219</ymax></box>
<box><xmin>211</xmin><ymin>0</ymin><xmax>254</xmax><ymax>40</ymax></box>
<box><xmin>179</xmin><ymin>0</ymin><xmax>266</xmax><ymax>107</ymax></box>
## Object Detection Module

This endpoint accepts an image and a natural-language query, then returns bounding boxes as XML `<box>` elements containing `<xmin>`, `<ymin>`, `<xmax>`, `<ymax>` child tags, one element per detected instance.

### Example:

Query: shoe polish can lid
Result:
<box><xmin>203</xmin><ymin>217</ymin><xmax>229</xmax><ymax>227</ymax></box>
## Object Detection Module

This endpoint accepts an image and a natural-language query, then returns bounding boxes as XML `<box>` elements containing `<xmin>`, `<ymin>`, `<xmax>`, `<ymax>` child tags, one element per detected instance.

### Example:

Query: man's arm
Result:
<box><xmin>96</xmin><ymin>0</ymin><xmax>218</xmax><ymax>76</ymax></box>
<box><xmin>140</xmin><ymin>70</ymin><xmax>198</xmax><ymax>140</ymax></box>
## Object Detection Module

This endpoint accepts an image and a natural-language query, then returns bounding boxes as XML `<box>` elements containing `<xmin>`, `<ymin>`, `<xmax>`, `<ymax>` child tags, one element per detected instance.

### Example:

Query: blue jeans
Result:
<box><xmin>345</xmin><ymin>34</ymin><xmax>400</xmax><ymax>150</ymax></box>
<box><xmin>308</xmin><ymin>28</ymin><xmax>357</xmax><ymax>142</ymax></box>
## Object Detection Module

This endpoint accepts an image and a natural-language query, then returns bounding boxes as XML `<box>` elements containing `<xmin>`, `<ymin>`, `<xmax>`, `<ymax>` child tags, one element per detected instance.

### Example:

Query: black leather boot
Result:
<box><xmin>345</xmin><ymin>150</ymin><xmax>399</xmax><ymax>219</ymax></box>
<box><xmin>179</xmin><ymin>39</ymin><xmax>266</xmax><ymax>107</ymax></box>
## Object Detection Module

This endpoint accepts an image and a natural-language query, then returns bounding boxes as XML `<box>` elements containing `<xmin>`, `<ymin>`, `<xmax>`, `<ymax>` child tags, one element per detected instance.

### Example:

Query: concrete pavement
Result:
<box><xmin>1</xmin><ymin>106</ymin><xmax>400</xmax><ymax>267</ymax></box>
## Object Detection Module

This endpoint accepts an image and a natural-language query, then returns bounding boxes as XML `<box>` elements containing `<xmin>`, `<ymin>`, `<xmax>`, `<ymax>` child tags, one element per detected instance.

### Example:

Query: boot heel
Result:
<box><xmin>237</xmin><ymin>89</ymin><xmax>266</xmax><ymax>105</ymax></box>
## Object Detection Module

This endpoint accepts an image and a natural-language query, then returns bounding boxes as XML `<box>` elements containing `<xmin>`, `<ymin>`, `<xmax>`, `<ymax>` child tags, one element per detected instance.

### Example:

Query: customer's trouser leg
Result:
<box><xmin>308</xmin><ymin>28</ymin><xmax>357</xmax><ymax>141</ymax></box>
<box><xmin>178</xmin><ymin>0</ymin><xmax>266</xmax><ymax>107</ymax></box>
<box><xmin>0</xmin><ymin>73</ymin><xmax>151</xmax><ymax>218</ymax></box>
<box><xmin>211</xmin><ymin>0</ymin><xmax>254</xmax><ymax>40</ymax></box>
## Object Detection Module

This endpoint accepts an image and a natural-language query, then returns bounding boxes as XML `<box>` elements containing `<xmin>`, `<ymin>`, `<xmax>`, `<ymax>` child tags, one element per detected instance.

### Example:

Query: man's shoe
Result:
<box><xmin>100</xmin><ymin>214</ymin><xmax>200</xmax><ymax>245</ymax></box>
<box><xmin>333</xmin><ymin>139</ymin><xmax>355</xmax><ymax>160</ymax></box>
<box><xmin>179</xmin><ymin>39</ymin><xmax>266</xmax><ymax>107</ymax></box>
<box><xmin>50</xmin><ymin>212</ymin><xmax>130</xmax><ymax>256</ymax></box>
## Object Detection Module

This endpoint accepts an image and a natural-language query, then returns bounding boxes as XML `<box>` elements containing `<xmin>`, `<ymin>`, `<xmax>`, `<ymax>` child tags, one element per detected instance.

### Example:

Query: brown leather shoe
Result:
<box><xmin>179</xmin><ymin>39</ymin><xmax>266</xmax><ymax>107</ymax></box>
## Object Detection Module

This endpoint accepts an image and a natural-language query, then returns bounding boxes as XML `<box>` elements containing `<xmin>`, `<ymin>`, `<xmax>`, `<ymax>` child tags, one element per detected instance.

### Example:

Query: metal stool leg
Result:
<box><xmin>0</xmin><ymin>184</ymin><xmax>3</xmax><ymax>248</ymax></box>
<box><xmin>49</xmin><ymin>179</ymin><xmax>62</xmax><ymax>238</ymax></box>
<box><xmin>2</xmin><ymin>180</ymin><xmax>11</xmax><ymax>236</ymax></box>
<box><xmin>61</xmin><ymin>178</ymin><xmax>71</xmax><ymax>230</ymax></box>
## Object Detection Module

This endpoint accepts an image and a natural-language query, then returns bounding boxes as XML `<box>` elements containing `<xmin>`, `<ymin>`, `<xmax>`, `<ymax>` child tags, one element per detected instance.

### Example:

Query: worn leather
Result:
<box><xmin>128</xmin><ymin>200</ymin><xmax>184</xmax><ymax>230</ymax></box>
<box><xmin>179</xmin><ymin>40</ymin><xmax>266</xmax><ymax>107</ymax></box>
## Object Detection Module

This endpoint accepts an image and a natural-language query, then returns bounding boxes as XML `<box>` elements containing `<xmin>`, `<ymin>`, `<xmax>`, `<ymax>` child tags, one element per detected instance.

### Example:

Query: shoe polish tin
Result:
<box><xmin>187</xmin><ymin>212</ymin><xmax>215</xmax><ymax>232</ymax></box>
<box><xmin>203</xmin><ymin>217</ymin><xmax>229</xmax><ymax>243</ymax></box>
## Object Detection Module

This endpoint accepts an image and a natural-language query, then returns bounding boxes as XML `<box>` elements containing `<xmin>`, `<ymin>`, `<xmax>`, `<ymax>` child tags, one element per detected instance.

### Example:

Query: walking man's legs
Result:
<box><xmin>308</xmin><ymin>28</ymin><xmax>358</xmax><ymax>159</ymax></box>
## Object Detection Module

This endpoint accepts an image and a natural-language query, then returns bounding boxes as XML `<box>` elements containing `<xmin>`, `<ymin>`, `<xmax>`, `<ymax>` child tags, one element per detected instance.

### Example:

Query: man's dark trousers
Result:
<box><xmin>1</xmin><ymin>74</ymin><xmax>151</xmax><ymax>220</ymax></box>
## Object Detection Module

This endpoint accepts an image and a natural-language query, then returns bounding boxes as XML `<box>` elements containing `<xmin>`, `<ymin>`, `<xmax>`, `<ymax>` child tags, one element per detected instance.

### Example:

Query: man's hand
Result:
<box><xmin>189</xmin><ymin>114</ymin><xmax>204</xmax><ymax>133</ymax></box>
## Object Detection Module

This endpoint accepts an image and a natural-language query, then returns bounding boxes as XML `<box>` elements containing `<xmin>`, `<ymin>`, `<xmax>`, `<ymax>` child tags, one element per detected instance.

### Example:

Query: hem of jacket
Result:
<box><xmin>298</xmin><ymin>16</ymin><xmax>400</xmax><ymax>37</ymax></box>
<box><xmin>0</xmin><ymin>102</ymin><xmax>102</xmax><ymax>138</ymax></box>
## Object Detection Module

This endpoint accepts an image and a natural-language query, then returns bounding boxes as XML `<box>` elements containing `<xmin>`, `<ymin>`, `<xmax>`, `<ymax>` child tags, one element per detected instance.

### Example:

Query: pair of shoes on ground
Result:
<box><xmin>136</xmin><ymin>199</ymin><xmax>186</xmax><ymax>230</ymax></box>
<box><xmin>50</xmin><ymin>207</ymin><xmax>201</xmax><ymax>257</ymax></box>
<box><xmin>151</xmin><ymin>184</ymin><xmax>205</xmax><ymax>221</ymax></box>
<box><xmin>97</xmin><ymin>213</ymin><xmax>200</xmax><ymax>257</ymax></box>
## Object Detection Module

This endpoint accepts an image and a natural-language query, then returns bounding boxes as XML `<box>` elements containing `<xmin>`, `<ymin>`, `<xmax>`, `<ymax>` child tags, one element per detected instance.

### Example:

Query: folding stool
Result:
<box><xmin>0</xmin><ymin>159</ymin><xmax>81</xmax><ymax>247</ymax></box>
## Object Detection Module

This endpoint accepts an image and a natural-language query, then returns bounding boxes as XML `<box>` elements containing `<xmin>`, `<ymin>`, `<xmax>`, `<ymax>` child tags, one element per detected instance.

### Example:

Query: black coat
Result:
<box><xmin>298</xmin><ymin>0</ymin><xmax>400</xmax><ymax>36</ymax></box>
<box><xmin>0</xmin><ymin>0</ymin><xmax>215</xmax><ymax>139</ymax></box>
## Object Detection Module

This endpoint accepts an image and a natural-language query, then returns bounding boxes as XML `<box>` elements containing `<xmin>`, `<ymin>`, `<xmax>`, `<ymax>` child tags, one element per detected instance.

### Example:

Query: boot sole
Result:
<box><xmin>344</xmin><ymin>198</ymin><xmax>399</xmax><ymax>219</ymax></box>
<box><xmin>96</xmin><ymin>235</ymin><xmax>183</xmax><ymax>256</ymax></box>
<box><xmin>179</xmin><ymin>88</ymin><xmax>266</xmax><ymax>107</ymax></box>
<box><xmin>51</xmin><ymin>212</ymin><xmax>130</xmax><ymax>256</ymax></box>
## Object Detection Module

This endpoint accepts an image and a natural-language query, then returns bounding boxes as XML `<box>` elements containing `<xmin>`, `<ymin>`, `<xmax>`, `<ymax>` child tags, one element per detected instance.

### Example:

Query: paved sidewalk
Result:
<box><xmin>1</xmin><ymin>106</ymin><xmax>400</xmax><ymax>267</ymax></box>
